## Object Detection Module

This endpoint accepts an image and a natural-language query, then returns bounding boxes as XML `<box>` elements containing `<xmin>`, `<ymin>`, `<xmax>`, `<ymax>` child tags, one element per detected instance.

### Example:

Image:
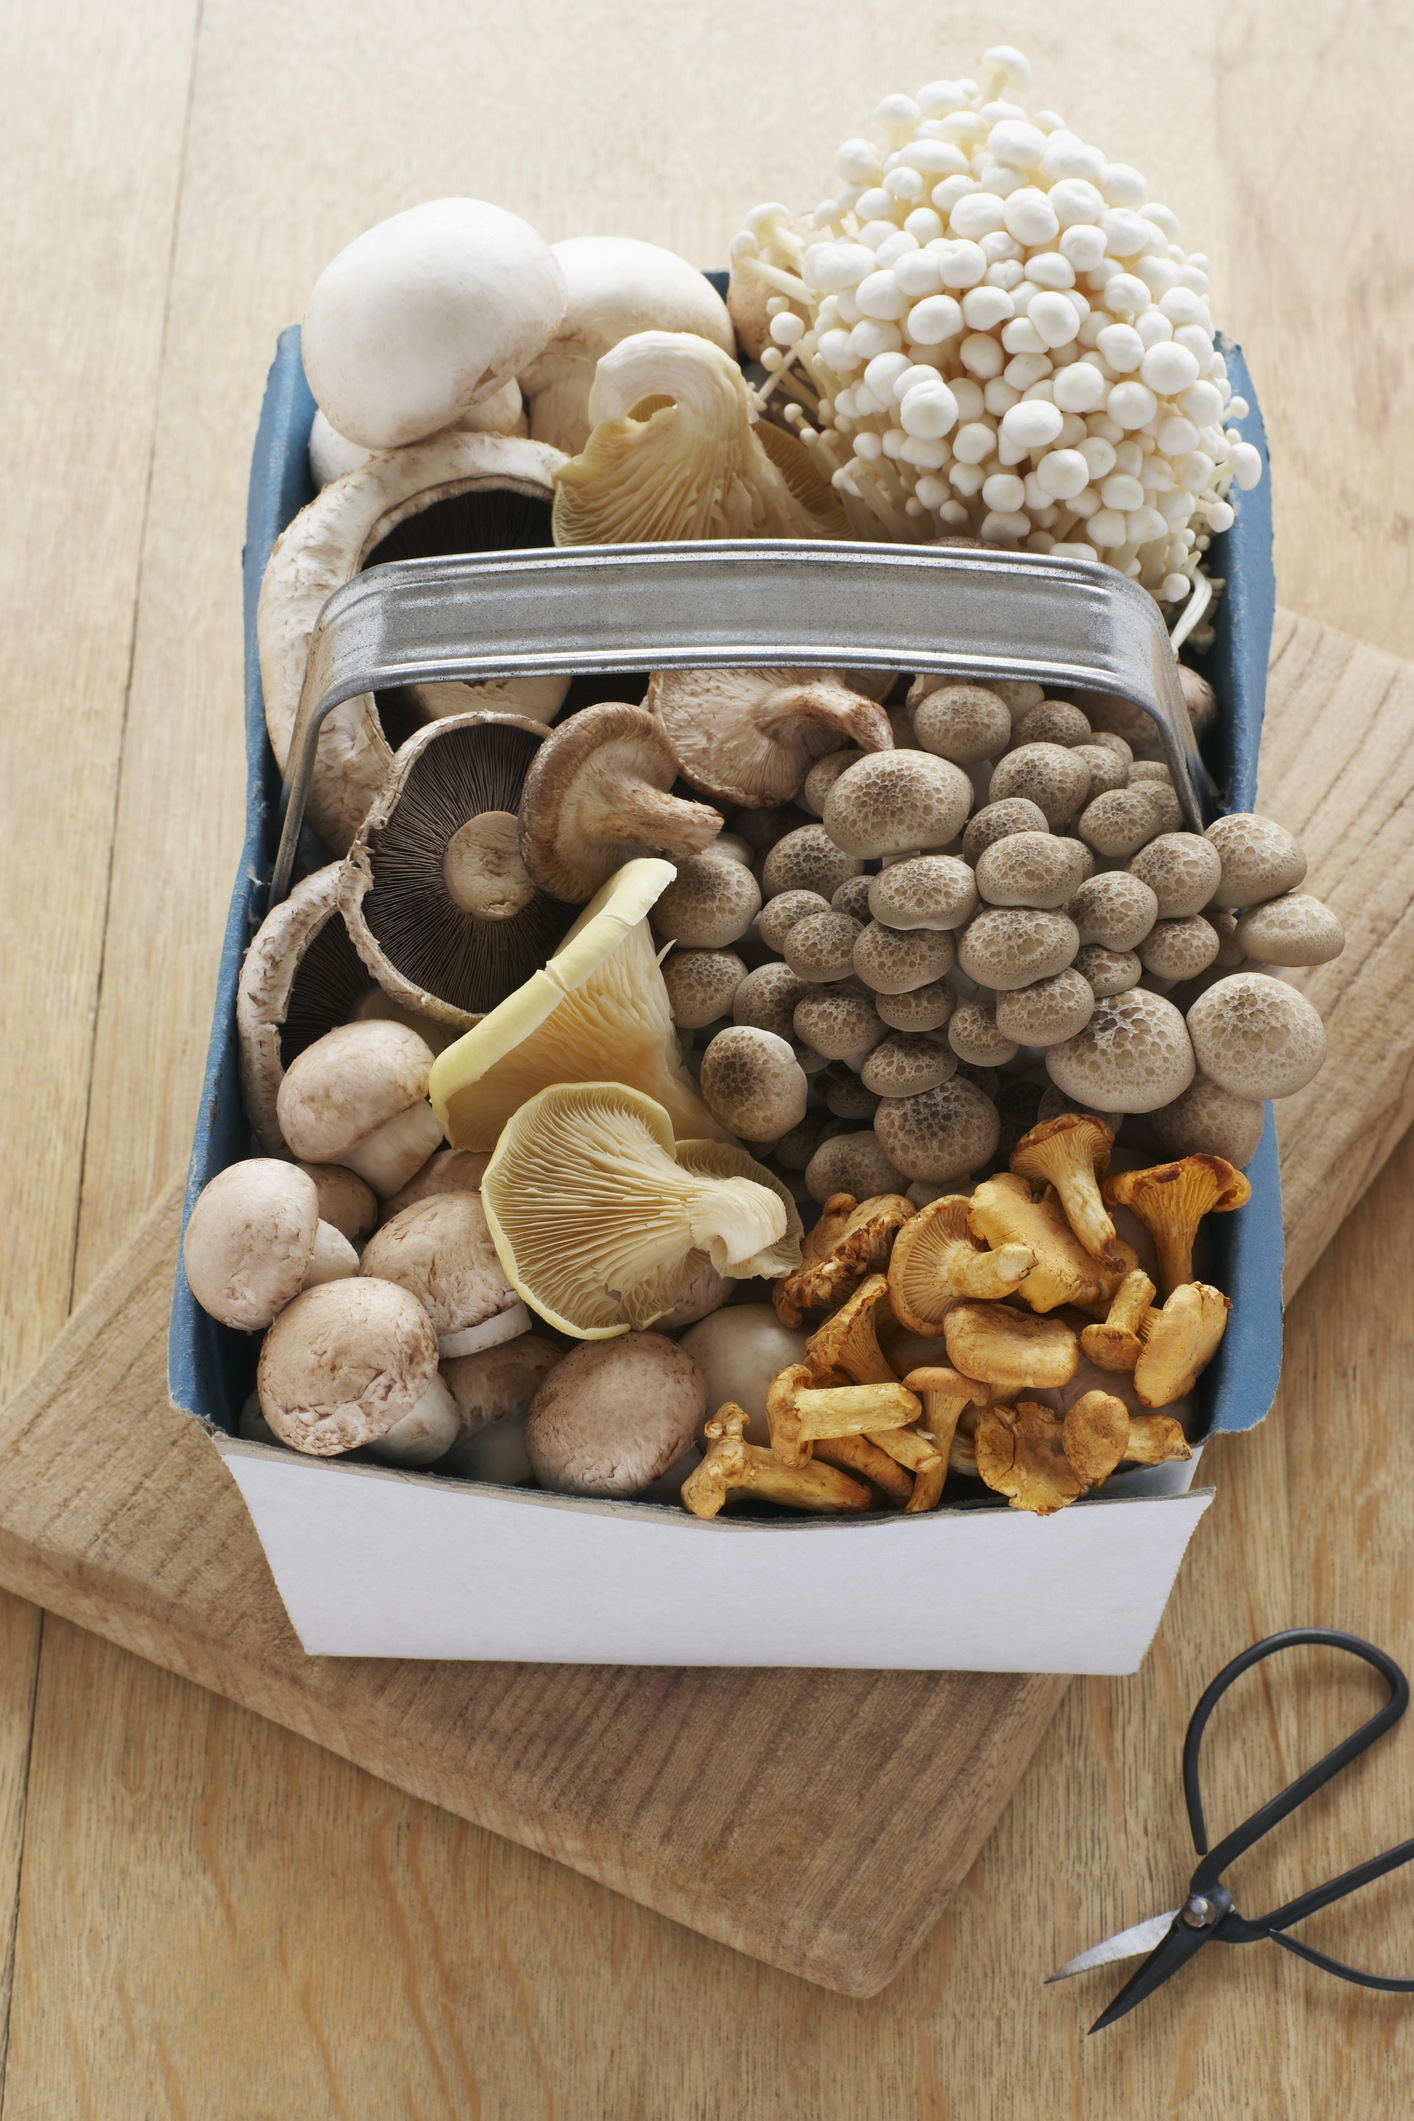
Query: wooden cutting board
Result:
<box><xmin>1</xmin><ymin>601</ymin><xmax>1410</xmax><ymax>1999</ymax></box>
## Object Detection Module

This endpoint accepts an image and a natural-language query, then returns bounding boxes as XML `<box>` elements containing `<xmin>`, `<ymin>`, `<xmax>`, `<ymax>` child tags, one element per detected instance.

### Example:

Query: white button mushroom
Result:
<box><xmin>377</xmin><ymin>1147</ymin><xmax>492</xmax><ymax>1225</ymax></box>
<box><xmin>524</xmin><ymin>1333</ymin><xmax>708</xmax><ymax>1498</ymax></box>
<box><xmin>439</xmin><ymin>1335</ymin><xmax>564</xmax><ymax>1483</ymax></box>
<box><xmin>302</xmin><ymin>199</ymin><xmax>568</xmax><ymax>450</ymax></box>
<box><xmin>677</xmin><ymin>1305</ymin><xmax>810</xmax><ymax>1448</ymax></box>
<box><xmin>257</xmin><ymin>1276</ymin><xmax>447</xmax><ymax>1457</ymax></box>
<box><xmin>184</xmin><ymin>1160</ymin><xmax>358</xmax><ymax>1331</ymax></box>
<box><xmin>277</xmin><ymin>1020</ymin><xmax>445</xmax><ymax>1199</ymax></box>
<box><xmin>1186</xmin><ymin>972</ymin><xmax>1327</xmax><ymax>1100</ymax></box>
<box><xmin>359</xmin><ymin>1191</ymin><xmax>530</xmax><ymax>1358</ymax></box>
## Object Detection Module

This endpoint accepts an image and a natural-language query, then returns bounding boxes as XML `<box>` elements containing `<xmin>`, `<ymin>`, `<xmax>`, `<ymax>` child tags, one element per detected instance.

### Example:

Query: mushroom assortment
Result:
<box><xmin>186</xmin><ymin>50</ymin><xmax>1342</xmax><ymax>1528</ymax></box>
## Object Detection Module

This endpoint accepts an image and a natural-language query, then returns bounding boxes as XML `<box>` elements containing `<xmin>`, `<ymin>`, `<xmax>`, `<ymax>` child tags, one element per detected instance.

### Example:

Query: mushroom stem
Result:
<box><xmin>615</xmin><ymin>780</ymin><xmax>724</xmax><ymax>860</ymax></box>
<box><xmin>810</xmin><ymin>1432</ymin><xmax>914</xmax><ymax>1505</ymax></box>
<box><xmin>681</xmin><ymin>1405</ymin><xmax>873</xmax><ymax>1517</ymax></box>
<box><xmin>365</xmin><ymin>1373</ymin><xmax>461</xmax><ymax>1467</ymax></box>
<box><xmin>340</xmin><ymin>1100</ymin><xmax>446</xmax><ymax>1197</ymax></box>
<box><xmin>442</xmin><ymin>811</ymin><xmax>538</xmax><ymax>920</ymax></box>
<box><xmin>1011</xmin><ymin>1115</ymin><xmax>1117</xmax><ymax>1263</ymax></box>
<box><xmin>766</xmin><ymin>1362</ymin><xmax>921</xmax><ymax>1467</ymax></box>
<box><xmin>437</xmin><ymin>1300</ymin><xmax>532</xmax><ymax>1360</ymax></box>
<box><xmin>1080</xmin><ymin>1270</ymin><xmax>1156</xmax><ymax>1373</ymax></box>
<box><xmin>903</xmin><ymin>1366</ymin><xmax>990</xmax><ymax>1476</ymax></box>
<box><xmin>302</xmin><ymin>1221</ymin><xmax>361</xmax><ymax>1288</ymax></box>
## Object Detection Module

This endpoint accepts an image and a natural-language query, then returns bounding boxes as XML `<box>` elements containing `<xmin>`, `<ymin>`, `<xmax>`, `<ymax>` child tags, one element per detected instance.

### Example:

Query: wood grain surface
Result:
<box><xmin>4</xmin><ymin>0</ymin><xmax>1414</xmax><ymax>2111</ymax></box>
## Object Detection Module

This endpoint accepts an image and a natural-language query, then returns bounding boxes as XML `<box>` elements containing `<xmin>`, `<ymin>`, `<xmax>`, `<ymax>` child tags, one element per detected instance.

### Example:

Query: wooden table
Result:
<box><xmin>4</xmin><ymin>3</ymin><xmax>1414</xmax><ymax>2111</ymax></box>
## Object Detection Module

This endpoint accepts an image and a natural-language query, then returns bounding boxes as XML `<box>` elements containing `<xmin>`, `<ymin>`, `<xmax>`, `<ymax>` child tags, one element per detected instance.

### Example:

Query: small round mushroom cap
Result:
<box><xmin>525</xmin><ymin>1333</ymin><xmax>707</xmax><ymax>1498</ymax></box>
<box><xmin>962</xmin><ymin>797</ymin><xmax>1050</xmax><ymax>862</ymax></box>
<box><xmin>868</xmin><ymin>856</ymin><xmax>977</xmax><ymax>932</ymax></box>
<box><xmin>783</xmin><ymin>910</ymin><xmax>864</xmax><ymax>982</ymax></box>
<box><xmin>801</xmin><ymin>749</ymin><xmax>867</xmax><ymax>817</ymax></box>
<box><xmin>294</xmin><ymin>1162</ymin><xmax>378</xmax><ymax>1244</ymax></box>
<box><xmin>1045</xmin><ymin>990</ymin><xmax>1196</xmax><ymax>1114</ymax></box>
<box><xmin>956</xmin><ymin>908</ymin><xmax>1079</xmax><ymax>992</ymax></box>
<box><xmin>732</xmin><ymin>802</ymin><xmax>810</xmax><ymax>853</ymax></box>
<box><xmin>994</xmin><ymin>969</ymin><xmax>1096</xmax><ymax>1047</ymax></box>
<box><xmin>947</xmin><ymin>1002</ymin><xmax>1019</xmax><ymax>1067</ymax></box>
<box><xmin>1074</xmin><ymin>944</ymin><xmax>1143</xmax><ymax>998</ymax></box>
<box><xmin>1067</xmin><ymin>871</ymin><xmax>1160</xmax><ymax>951</ymax></box>
<box><xmin>302</xmin><ymin>199</ymin><xmax>568</xmax><ymax>450</ymax></box>
<box><xmin>1078</xmin><ymin>784</ymin><xmax>1178</xmax><ymax>859</ymax></box>
<box><xmin>184</xmin><ymin>1161</ymin><xmax>324</xmax><ymax>1331</ymax></box>
<box><xmin>761</xmin><ymin>824</ymin><xmax>864</xmax><ymax>900</ymax></box>
<box><xmin>793</xmin><ymin>986</ymin><xmax>886</xmax><ymax>1062</ymax></box>
<box><xmin>874</xmin><ymin>1077</ymin><xmax>1000</xmax><ymax>1184</ymax></box>
<box><xmin>1014</xmin><ymin>700</ymin><xmax>1092</xmax><ymax>749</ymax></box>
<box><xmin>440</xmin><ymin>1334</ymin><xmax>563</xmax><ymax>1468</ymax></box>
<box><xmin>974</xmin><ymin>831</ymin><xmax>1089</xmax><ymax>910</ymax></box>
<box><xmin>803</xmin><ymin>1129</ymin><xmax>906</xmax><ymax>1205</ymax></box>
<box><xmin>1204</xmin><ymin>813</ymin><xmax>1308</xmax><ymax>910</ymax></box>
<box><xmin>822</xmin><ymin>752</ymin><xmax>972</xmax><ymax>858</ymax></box>
<box><xmin>1129</xmin><ymin>760</ymin><xmax>1172</xmax><ymax>784</ymax></box>
<box><xmin>662</xmin><ymin>948</ymin><xmax>747</xmax><ymax>1029</ymax></box>
<box><xmin>1138</xmin><ymin>916</ymin><xmax>1221</xmax><ymax>982</ymax></box>
<box><xmin>677</xmin><ymin>1305</ymin><xmax>808</xmax><ymax>1447</ymax></box>
<box><xmin>861</xmin><ymin>1033</ymin><xmax>957</xmax><ymax>1099</ymax></box>
<box><xmin>699</xmin><ymin>1027</ymin><xmax>809</xmax><ymax>1138</ymax></box>
<box><xmin>359</xmin><ymin>1189</ymin><xmax>522</xmax><ymax>1352</ymax></box>
<box><xmin>378</xmin><ymin>1147</ymin><xmax>492</xmax><ymax>1225</ymax></box>
<box><xmin>257</xmin><ymin>1276</ymin><xmax>440</xmax><ymax>1454</ymax></box>
<box><xmin>277</xmin><ymin>1020</ymin><xmax>434</xmax><ymax>1165</ymax></box>
<box><xmin>823</xmin><ymin>1066</ymin><xmax>882</xmax><ymax>1119</ymax></box>
<box><xmin>1235</xmin><ymin>893</ymin><xmax>1345</xmax><ymax>967</ymax></box>
<box><xmin>1151</xmin><ymin>1071</ymin><xmax>1266</xmax><ymax>1168</ymax></box>
<box><xmin>650</xmin><ymin>852</ymin><xmax>761</xmax><ymax>950</ymax></box>
<box><xmin>988</xmin><ymin>744</ymin><xmax>1091</xmax><ymax>826</ymax></box>
<box><xmin>1187</xmin><ymin>972</ymin><xmax>1327</xmax><ymax>1100</ymax></box>
<box><xmin>757</xmin><ymin>890</ymin><xmax>830</xmax><ymax>954</ymax></box>
<box><xmin>989</xmin><ymin>678</ymin><xmax>1046</xmax><ymax>719</ymax></box>
<box><xmin>877</xmin><ymin>980</ymin><xmax>956</xmax><ymax>1034</ymax></box>
<box><xmin>911</xmin><ymin>684</ymin><xmax>1012</xmax><ymax>765</ymax></box>
<box><xmin>733</xmin><ymin>961</ymin><xmax>814</xmax><ymax>1041</ymax></box>
<box><xmin>853</xmin><ymin>920</ymin><xmax>956</xmax><ymax>995</ymax></box>
<box><xmin>1128</xmin><ymin>832</ymin><xmax>1222</xmax><ymax>917</ymax></box>
<box><xmin>831</xmin><ymin>874</ymin><xmax>876</xmax><ymax>924</ymax></box>
<box><xmin>1071</xmin><ymin>744</ymin><xmax>1131</xmax><ymax>800</ymax></box>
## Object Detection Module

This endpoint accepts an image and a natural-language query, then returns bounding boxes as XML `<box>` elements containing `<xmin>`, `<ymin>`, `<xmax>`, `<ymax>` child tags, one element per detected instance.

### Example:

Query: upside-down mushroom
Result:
<box><xmin>765</xmin><ymin>1363</ymin><xmax>921</xmax><ymax>1469</ymax></box>
<box><xmin>1134</xmin><ymin>1283</ymin><xmax>1232</xmax><ymax>1405</ymax></box>
<box><xmin>1102</xmin><ymin>1156</ymin><xmax>1250</xmax><ymax>1298</ymax></box>
<box><xmin>902</xmin><ymin>1364</ymin><xmax>991</xmax><ymax>1478</ymax></box>
<box><xmin>1080</xmin><ymin>1269</ymin><xmax>1157</xmax><ymax>1372</ymax></box>
<box><xmin>682</xmin><ymin>1405</ymin><xmax>873</xmax><ymax>1518</ymax></box>
<box><xmin>773</xmin><ymin>1192</ymin><xmax>914</xmax><ymax>1328</ymax></box>
<box><xmin>968</xmin><ymin>1172</ymin><xmax>1129</xmax><ymax>1314</ymax></box>
<box><xmin>1010</xmin><ymin>1112</ymin><xmax>1118</xmax><ymax>1263</ymax></box>
<box><xmin>887</xmin><ymin>1194</ymin><xmax>1033</xmax><ymax>1335</ymax></box>
<box><xmin>646</xmin><ymin>667</ymin><xmax>893</xmax><ymax>809</ymax></box>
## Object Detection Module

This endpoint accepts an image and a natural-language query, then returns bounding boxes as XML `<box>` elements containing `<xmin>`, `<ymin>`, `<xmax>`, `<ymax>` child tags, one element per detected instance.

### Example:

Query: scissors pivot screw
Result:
<box><xmin>1181</xmin><ymin>1895</ymin><xmax>1220</xmax><ymax>1929</ymax></box>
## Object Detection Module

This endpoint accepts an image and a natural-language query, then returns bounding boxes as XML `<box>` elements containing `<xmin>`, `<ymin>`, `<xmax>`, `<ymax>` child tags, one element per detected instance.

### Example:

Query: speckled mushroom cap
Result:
<box><xmin>277</xmin><ymin>1020</ymin><xmax>435</xmax><ymax>1164</ymax></box>
<box><xmin>801</xmin><ymin>749</ymin><xmax>867</xmax><ymax>818</ymax></box>
<box><xmin>860</xmin><ymin>1033</ymin><xmax>957</xmax><ymax>1098</ymax></box>
<box><xmin>803</xmin><ymin>1129</ymin><xmax>907</xmax><ymax>1205</ymax></box>
<box><xmin>1045</xmin><ymin>990</ymin><xmax>1196</xmax><ymax>1114</ymax></box>
<box><xmin>733</xmin><ymin>961</ymin><xmax>814</xmax><ymax>1041</ymax></box>
<box><xmin>868</xmin><ymin>856</ymin><xmax>977</xmax><ymax>932</ymax></box>
<box><xmin>1186</xmin><ymin>972</ymin><xmax>1327</xmax><ymax>1100</ymax></box>
<box><xmin>962</xmin><ymin>797</ymin><xmax>1050</xmax><ymax>862</ymax></box>
<box><xmin>1066</xmin><ymin>872</ymin><xmax>1159</xmax><ymax>951</ymax></box>
<box><xmin>853</xmin><ymin>920</ymin><xmax>956</xmax><ymax>995</ymax></box>
<box><xmin>1073</xmin><ymin>945</ymin><xmax>1142</xmax><ymax>999</ymax></box>
<box><xmin>1151</xmin><ymin>1071</ymin><xmax>1265</xmax><ymax>1168</ymax></box>
<box><xmin>987</xmin><ymin>744</ymin><xmax>1091</xmax><ymax>826</ymax></box>
<box><xmin>257</xmin><ymin>1276</ymin><xmax>440</xmax><ymax>1455</ymax></box>
<box><xmin>525</xmin><ymin>1333</ymin><xmax>707</xmax><ymax>1498</ymax></box>
<box><xmin>910</xmin><ymin>683</ymin><xmax>1012</xmax><ymax>764</ymax></box>
<box><xmin>1235</xmin><ymin>893</ymin><xmax>1345</xmax><ymax>967</ymax></box>
<box><xmin>184</xmin><ymin>1160</ymin><xmax>322</xmax><ymax>1331</ymax></box>
<box><xmin>822</xmin><ymin>1066</ymin><xmax>880</xmax><ymax>1119</ymax></box>
<box><xmin>783</xmin><ymin>910</ymin><xmax>863</xmax><ymax>982</ymax></box>
<box><xmin>874</xmin><ymin>1076</ymin><xmax>1000</xmax><ymax>1184</ymax></box>
<box><xmin>1138</xmin><ymin>916</ymin><xmax>1221</xmax><ymax>982</ymax></box>
<box><xmin>948</xmin><ymin>1001</ymin><xmax>1019</xmax><ymax>1067</ymax></box>
<box><xmin>662</xmin><ymin>948</ymin><xmax>747</xmax><ymax>1029</ymax></box>
<box><xmin>877</xmin><ymin>979</ymin><xmax>956</xmax><ymax>1034</ymax></box>
<box><xmin>1128</xmin><ymin>832</ymin><xmax>1222</xmax><ymax>918</ymax></box>
<box><xmin>699</xmin><ymin>1027</ymin><xmax>809</xmax><ymax>1139</ymax></box>
<box><xmin>1071</xmin><ymin>744</ymin><xmax>1130</xmax><ymax>800</ymax></box>
<box><xmin>974</xmin><ymin>831</ymin><xmax>1089</xmax><ymax>911</ymax></box>
<box><xmin>994</xmin><ymin>968</ymin><xmax>1096</xmax><ymax>1048</ymax></box>
<box><xmin>822</xmin><ymin>751</ymin><xmax>972</xmax><ymax>857</ymax></box>
<box><xmin>956</xmin><ymin>908</ymin><xmax>1079</xmax><ymax>991</ymax></box>
<box><xmin>648</xmin><ymin>850</ymin><xmax>761</xmax><ymax>949</ymax></box>
<box><xmin>1078</xmin><ymin>784</ymin><xmax>1178</xmax><ymax>859</ymax></box>
<box><xmin>1014</xmin><ymin>701</ymin><xmax>1091</xmax><ymax>749</ymax></box>
<box><xmin>793</xmin><ymin>985</ymin><xmax>886</xmax><ymax>1061</ymax></box>
<box><xmin>359</xmin><ymin>1190</ymin><xmax>519</xmax><ymax>1344</ymax></box>
<box><xmin>1204</xmin><ymin>813</ymin><xmax>1308</xmax><ymax>910</ymax></box>
<box><xmin>758</xmin><ymin>889</ymin><xmax>831</xmax><ymax>953</ymax></box>
<box><xmin>830</xmin><ymin>874</ymin><xmax>876</xmax><ymax>924</ymax></box>
<box><xmin>761</xmin><ymin>824</ymin><xmax>864</xmax><ymax>900</ymax></box>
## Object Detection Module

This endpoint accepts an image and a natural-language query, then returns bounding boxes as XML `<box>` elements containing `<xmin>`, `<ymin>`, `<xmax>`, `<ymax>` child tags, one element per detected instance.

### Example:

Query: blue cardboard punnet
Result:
<box><xmin>163</xmin><ymin>327</ymin><xmax>1282</xmax><ymax>1670</ymax></box>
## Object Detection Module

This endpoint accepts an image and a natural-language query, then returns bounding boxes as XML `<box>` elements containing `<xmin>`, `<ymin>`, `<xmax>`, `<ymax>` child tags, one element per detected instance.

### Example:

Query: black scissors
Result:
<box><xmin>1046</xmin><ymin>1629</ymin><xmax>1414</xmax><ymax>2032</ymax></box>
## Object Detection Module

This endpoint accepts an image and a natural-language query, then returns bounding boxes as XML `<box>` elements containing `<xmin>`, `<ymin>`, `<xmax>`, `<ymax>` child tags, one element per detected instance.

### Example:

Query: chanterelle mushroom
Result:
<box><xmin>1010</xmin><ymin>1112</ymin><xmax>1118</xmax><ymax>1262</ymax></box>
<box><xmin>945</xmin><ymin>1303</ymin><xmax>1079</xmax><ymax>1398</ymax></box>
<box><xmin>480</xmin><ymin>1081</ymin><xmax>800</xmax><ymax>1336</ymax></box>
<box><xmin>968</xmin><ymin>1172</ymin><xmax>1130</xmax><ymax>1314</ymax></box>
<box><xmin>773</xmin><ymin>1192</ymin><xmax>913</xmax><ymax>1327</ymax></box>
<box><xmin>276</xmin><ymin>1020</ymin><xmax>445</xmax><ymax>1198</ymax></box>
<box><xmin>1134</xmin><ymin>1282</ymin><xmax>1231</xmax><ymax>1405</ymax></box>
<box><xmin>646</xmin><ymin>667</ymin><xmax>892</xmax><ymax>809</ymax></box>
<box><xmin>1103</xmin><ymin>1156</ymin><xmax>1250</xmax><ymax>1298</ymax></box>
<box><xmin>683</xmin><ymin>1405</ymin><xmax>873</xmax><ymax>1518</ymax></box>
<box><xmin>302</xmin><ymin>198</ymin><xmax>567</xmax><ymax>449</ymax></box>
<box><xmin>184</xmin><ymin>1160</ymin><xmax>357</xmax><ymax>1330</ymax></box>
<box><xmin>518</xmin><ymin>236</ymin><xmax>735</xmax><ymax>454</ymax></box>
<box><xmin>887</xmin><ymin>1194</ymin><xmax>1033</xmax><ymax>1335</ymax></box>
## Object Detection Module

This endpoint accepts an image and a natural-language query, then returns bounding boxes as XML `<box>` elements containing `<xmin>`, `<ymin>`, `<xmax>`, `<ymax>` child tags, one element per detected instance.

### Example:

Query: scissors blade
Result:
<box><xmin>1045</xmin><ymin>1911</ymin><xmax>1180</xmax><ymax>1983</ymax></box>
<box><xmin>1088</xmin><ymin>1916</ymin><xmax>1213</xmax><ymax>2034</ymax></box>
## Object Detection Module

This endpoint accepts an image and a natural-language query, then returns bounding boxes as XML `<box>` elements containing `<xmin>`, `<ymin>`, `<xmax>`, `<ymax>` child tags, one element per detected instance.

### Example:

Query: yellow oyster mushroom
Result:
<box><xmin>551</xmin><ymin>330</ymin><xmax>846</xmax><ymax>545</ymax></box>
<box><xmin>429</xmin><ymin>857</ymin><xmax>730</xmax><ymax>1149</ymax></box>
<box><xmin>481</xmin><ymin>1083</ymin><xmax>799</xmax><ymax>1337</ymax></box>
